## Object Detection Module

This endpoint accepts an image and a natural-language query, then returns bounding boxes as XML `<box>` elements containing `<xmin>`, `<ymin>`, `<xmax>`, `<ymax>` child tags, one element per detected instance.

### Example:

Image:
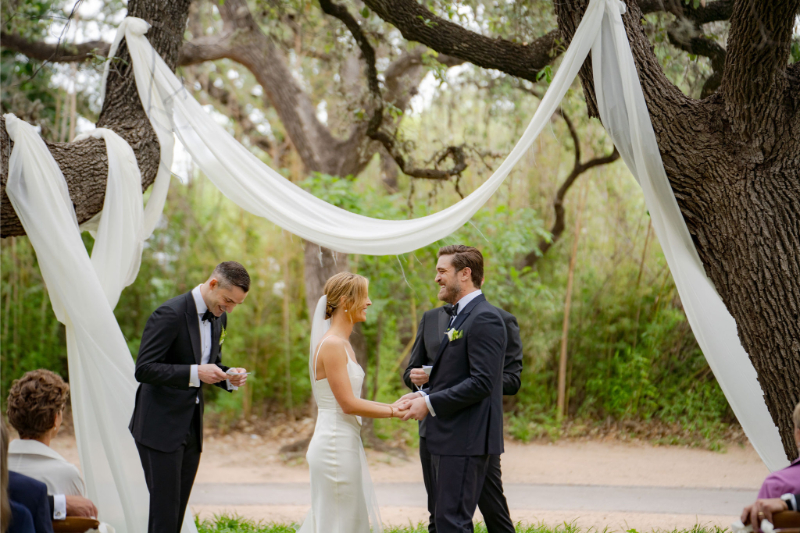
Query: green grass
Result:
<box><xmin>195</xmin><ymin>514</ymin><xmax>731</xmax><ymax>533</ymax></box>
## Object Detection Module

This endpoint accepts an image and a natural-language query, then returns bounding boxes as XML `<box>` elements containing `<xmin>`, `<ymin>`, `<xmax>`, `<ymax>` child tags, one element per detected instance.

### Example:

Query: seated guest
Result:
<box><xmin>2</xmin><ymin>418</ymin><xmax>49</xmax><ymax>533</ymax></box>
<box><xmin>757</xmin><ymin>403</ymin><xmax>800</xmax><ymax>499</ymax></box>
<box><xmin>740</xmin><ymin>402</ymin><xmax>800</xmax><ymax>527</ymax></box>
<box><xmin>6</xmin><ymin>370</ymin><xmax>84</xmax><ymax>495</ymax></box>
<box><xmin>6</xmin><ymin>370</ymin><xmax>101</xmax><ymax>530</ymax></box>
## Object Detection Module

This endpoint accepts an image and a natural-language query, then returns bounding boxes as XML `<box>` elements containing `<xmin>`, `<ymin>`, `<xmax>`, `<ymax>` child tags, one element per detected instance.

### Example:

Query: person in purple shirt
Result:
<box><xmin>741</xmin><ymin>403</ymin><xmax>800</xmax><ymax>527</ymax></box>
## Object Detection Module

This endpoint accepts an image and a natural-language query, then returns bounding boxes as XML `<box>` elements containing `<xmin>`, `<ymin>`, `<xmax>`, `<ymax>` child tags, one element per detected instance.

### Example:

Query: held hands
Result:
<box><xmin>392</xmin><ymin>398</ymin><xmax>412</xmax><ymax>418</ymax></box>
<box><xmin>401</xmin><ymin>396</ymin><xmax>429</xmax><ymax>421</ymax></box>
<box><xmin>390</xmin><ymin>392</ymin><xmax>429</xmax><ymax>420</ymax></box>
<box><xmin>741</xmin><ymin>498</ymin><xmax>787</xmax><ymax>527</ymax></box>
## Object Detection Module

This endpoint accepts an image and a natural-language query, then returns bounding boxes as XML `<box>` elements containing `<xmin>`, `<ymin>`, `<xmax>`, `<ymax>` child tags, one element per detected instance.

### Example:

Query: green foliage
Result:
<box><xmin>790</xmin><ymin>39</ymin><xmax>800</xmax><ymax>65</ymax></box>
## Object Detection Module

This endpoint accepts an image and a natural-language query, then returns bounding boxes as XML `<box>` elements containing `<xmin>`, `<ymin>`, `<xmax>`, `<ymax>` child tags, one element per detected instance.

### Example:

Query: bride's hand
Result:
<box><xmin>396</xmin><ymin>392</ymin><xmax>419</xmax><ymax>404</ymax></box>
<box><xmin>393</xmin><ymin>399</ymin><xmax>412</xmax><ymax>410</ymax></box>
<box><xmin>393</xmin><ymin>407</ymin><xmax>410</xmax><ymax>419</ymax></box>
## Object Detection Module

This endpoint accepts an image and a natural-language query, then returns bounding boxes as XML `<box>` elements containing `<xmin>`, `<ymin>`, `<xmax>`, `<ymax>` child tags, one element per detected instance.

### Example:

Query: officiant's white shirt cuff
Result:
<box><xmin>53</xmin><ymin>494</ymin><xmax>67</xmax><ymax>520</ymax></box>
<box><xmin>416</xmin><ymin>391</ymin><xmax>436</xmax><ymax>417</ymax></box>
<box><xmin>189</xmin><ymin>365</ymin><xmax>200</xmax><ymax>387</ymax></box>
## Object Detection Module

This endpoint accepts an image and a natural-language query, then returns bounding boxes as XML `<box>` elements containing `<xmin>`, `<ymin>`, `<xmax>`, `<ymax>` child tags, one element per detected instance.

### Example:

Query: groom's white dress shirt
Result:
<box><xmin>417</xmin><ymin>289</ymin><xmax>483</xmax><ymax>416</ymax></box>
<box><xmin>189</xmin><ymin>286</ymin><xmax>234</xmax><ymax>395</ymax></box>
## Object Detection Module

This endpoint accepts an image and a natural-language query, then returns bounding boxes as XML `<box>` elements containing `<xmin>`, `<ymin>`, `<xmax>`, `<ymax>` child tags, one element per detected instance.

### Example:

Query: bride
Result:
<box><xmin>298</xmin><ymin>272</ymin><xmax>409</xmax><ymax>533</ymax></box>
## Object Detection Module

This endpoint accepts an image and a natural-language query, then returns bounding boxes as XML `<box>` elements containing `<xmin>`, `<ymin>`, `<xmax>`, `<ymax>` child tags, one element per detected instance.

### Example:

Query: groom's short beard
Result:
<box><xmin>439</xmin><ymin>280</ymin><xmax>462</xmax><ymax>304</ymax></box>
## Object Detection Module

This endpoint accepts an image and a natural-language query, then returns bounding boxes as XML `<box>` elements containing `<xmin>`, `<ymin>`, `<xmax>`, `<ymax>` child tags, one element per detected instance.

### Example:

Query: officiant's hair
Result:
<box><xmin>323</xmin><ymin>272</ymin><xmax>369</xmax><ymax>320</ymax></box>
<box><xmin>6</xmin><ymin>369</ymin><xmax>69</xmax><ymax>439</ymax></box>
<box><xmin>212</xmin><ymin>261</ymin><xmax>251</xmax><ymax>292</ymax></box>
<box><xmin>438</xmin><ymin>245</ymin><xmax>484</xmax><ymax>288</ymax></box>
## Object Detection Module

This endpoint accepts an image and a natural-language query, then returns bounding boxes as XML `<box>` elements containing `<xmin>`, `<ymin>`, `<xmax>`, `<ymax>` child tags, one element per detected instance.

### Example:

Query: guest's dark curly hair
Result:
<box><xmin>6</xmin><ymin>369</ymin><xmax>69</xmax><ymax>439</ymax></box>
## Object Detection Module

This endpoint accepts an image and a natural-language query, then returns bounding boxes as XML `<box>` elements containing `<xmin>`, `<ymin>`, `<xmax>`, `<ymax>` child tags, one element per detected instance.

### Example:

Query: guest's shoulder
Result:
<box><xmin>8</xmin><ymin>470</ymin><xmax>48</xmax><ymax>497</ymax></box>
<box><xmin>758</xmin><ymin>465</ymin><xmax>800</xmax><ymax>499</ymax></box>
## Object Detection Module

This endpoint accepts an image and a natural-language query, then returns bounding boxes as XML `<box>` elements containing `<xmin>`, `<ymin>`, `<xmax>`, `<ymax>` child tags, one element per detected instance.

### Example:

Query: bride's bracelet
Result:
<box><xmin>389</xmin><ymin>405</ymin><xmax>395</xmax><ymax>418</ymax></box>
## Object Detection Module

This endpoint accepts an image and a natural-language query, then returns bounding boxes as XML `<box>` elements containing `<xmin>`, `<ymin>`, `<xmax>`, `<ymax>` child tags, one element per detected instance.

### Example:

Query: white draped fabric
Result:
<box><xmin>589</xmin><ymin>7</ymin><xmax>785</xmax><ymax>470</ymax></box>
<box><xmin>3</xmin><ymin>0</ymin><xmax>787</xmax><ymax>530</ymax></box>
<box><xmin>4</xmin><ymin>118</ymin><xmax>153</xmax><ymax>533</ymax></box>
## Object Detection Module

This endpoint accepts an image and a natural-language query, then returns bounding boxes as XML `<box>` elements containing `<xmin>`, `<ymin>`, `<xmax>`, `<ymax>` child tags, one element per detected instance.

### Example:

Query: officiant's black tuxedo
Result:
<box><xmin>405</xmin><ymin>302</ymin><xmax>522</xmax><ymax>533</ymax></box>
<box><xmin>405</xmin><ymin>293</ymin><xmax>507</xmax><ymax>533</ymax></box>
<box><xmin>129</xmin><ymin>290</ymin><xmax>232</xmax><ymax>533</ymax></box>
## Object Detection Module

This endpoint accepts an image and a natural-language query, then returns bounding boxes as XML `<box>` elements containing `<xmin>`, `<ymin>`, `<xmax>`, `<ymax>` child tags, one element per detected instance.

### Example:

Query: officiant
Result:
<box><xmin>129</xmin><ymin>261</ymin><xmax>250</xmax><ymax>533</ymax></box>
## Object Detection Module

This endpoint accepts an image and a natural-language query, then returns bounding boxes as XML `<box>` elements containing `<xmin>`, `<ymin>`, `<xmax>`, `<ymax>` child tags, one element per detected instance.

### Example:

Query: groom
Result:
<box><xmin>401</xmin><ymin>245</ymin><xmax>507</xmax><ymax>533</ymax></box>
<box><xmin>129</xmin><ymin>261</ymin><xmax>250</xmax><ymax>533</ymax></box>
<box><xmin>404</xmin><ymin>282</ymin><xmax>522</xmax><ymax>532</ymax></box>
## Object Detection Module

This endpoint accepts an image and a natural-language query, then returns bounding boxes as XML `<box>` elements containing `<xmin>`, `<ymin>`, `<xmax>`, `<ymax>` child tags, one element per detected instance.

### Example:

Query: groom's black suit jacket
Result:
<box><xmin>129</xmin><ymin>291</ymin><xmax>230</xmax><ymax>453</ymax></box>
<box><xmin>421</xmin><ymin>294</ymin><xmax>507</xmax><ymax>456</ymax></box>
<box><xmin>404</xmin><ymin>305</ymin><xmax>523</xmax><ymax>438</ymax></box>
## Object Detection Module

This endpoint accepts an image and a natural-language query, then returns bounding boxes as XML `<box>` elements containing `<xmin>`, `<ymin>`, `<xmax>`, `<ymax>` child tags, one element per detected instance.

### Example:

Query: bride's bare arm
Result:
<box><xmin>319</xmin><ymin>338</ymin><xmax>405</xmax><ymax>419</ymax></box>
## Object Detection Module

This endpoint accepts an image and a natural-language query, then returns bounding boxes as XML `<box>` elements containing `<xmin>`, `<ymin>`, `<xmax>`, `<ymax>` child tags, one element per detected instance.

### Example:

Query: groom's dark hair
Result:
<box><xmin>212</xmin><ymin>261</ymin><xmax>251</xmax><ymax>292</ymax></box>
<box><xmin>438</xmin><ymin>245</ymin><xmax>483</xmax><ymax>288</ymax></box>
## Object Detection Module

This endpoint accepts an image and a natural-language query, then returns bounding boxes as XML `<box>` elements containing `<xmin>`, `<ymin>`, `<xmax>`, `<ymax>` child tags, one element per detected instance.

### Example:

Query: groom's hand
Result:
<box><xmin>409</xmin><ymin>368</ymin><xmax>429</xmax><ymax>386</ymax></box>
<box><xmin>401</xmin><ymin>396</ymin><xmax>429</xmax><ymax>421</ymax></box>
<box><xmin>228</xmin><ymin>367</ymin><xmax>248</xmax><ymax>387</ymax></box>
<box><xmin>397</xmin><ymin>392</ymin><xmax>420</xmax><ymax>403</ymax></box>
<box><xmin>198</xmin><ymin>364</ymin><xmax>228</xmax><ymax>384</ymax></box>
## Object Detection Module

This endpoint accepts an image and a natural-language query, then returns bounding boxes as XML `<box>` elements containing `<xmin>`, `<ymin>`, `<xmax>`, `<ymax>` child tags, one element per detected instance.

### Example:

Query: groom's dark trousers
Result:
<box><xmin>406</xmin><ymin>294</ymin><xmax>507</xmax><ymax>533</ymax></box>
<box><xmin>406</xmin><ymin>305</ymin><xmax>522</xmax><ymax>533</ymax></box>
<box><xmin>130</xmin><ymin>291</ymin><xmax>231</xmax><ymax>533</ymax></box>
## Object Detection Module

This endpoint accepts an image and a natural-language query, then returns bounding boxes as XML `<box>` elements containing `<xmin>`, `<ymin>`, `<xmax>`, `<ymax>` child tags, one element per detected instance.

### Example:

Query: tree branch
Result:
<box><xmin>718</xmin><ymin>0</ymin><xmax>800</xmax><ymax>140</ymax></box>
<box><xmin>666</xmin><ymin>21</ymin><xmax>727</xmax><ymax>97</ymax></box>
<box><xmin>361</xmin><ymin>0</ymin><xmax>559</xmax><ymax>83</ymax></box>
<box><xmin>0</xmin><ymin>31</ymin><xmax>109</xmax><ymax>62</ymax></box>
<box><xmin>319</xmin><ymin>0</ymin><xmax>469</xmax><ymax>182</ymax></box>
<box><xmin>518</xmin><ymin>109</ymin><xmax>619</xmax><ymax>271</ymax></box>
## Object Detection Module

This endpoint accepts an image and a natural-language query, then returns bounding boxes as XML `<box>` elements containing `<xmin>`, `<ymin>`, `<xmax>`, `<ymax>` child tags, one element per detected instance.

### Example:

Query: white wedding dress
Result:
<box><xmin>297</xmin><ymin>297</ymin><xmax>383</xmax><ymax>533</ymax></box>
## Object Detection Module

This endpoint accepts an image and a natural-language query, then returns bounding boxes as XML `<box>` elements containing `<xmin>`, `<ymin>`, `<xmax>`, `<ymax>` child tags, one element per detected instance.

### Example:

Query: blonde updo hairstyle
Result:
<box><xmin>324</xmin><ymin>272</ymin><xmax>369</xmax><ymax>322</ymax></box>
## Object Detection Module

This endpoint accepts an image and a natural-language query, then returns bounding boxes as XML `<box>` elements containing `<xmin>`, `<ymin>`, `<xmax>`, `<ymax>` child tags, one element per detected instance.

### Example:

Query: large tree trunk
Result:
<box><xmin>0</xmin><ymin>0</ymin><xmax>192</xmax><ymax>237</ymax></box>
<box><xmin>302</xmin><ymin>242</ymin><xmax>348</xmax><ymax>318</ymax></box>
<box><xmin>556</xmin><ymin>0</ymin><xmax>800</xmax><ymax>459</ymax></box>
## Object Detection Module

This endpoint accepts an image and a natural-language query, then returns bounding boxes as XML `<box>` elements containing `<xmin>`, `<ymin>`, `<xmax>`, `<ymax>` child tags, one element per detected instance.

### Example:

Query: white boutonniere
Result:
<box><xmin>446</xmin><ymin>328</ymin><xmax>463</xmax><ymax>342</ymax></box>
<box><xmin>220</xmin><ymin>325</ymin><xmax>227</xmax><ymax>346</ymax></box>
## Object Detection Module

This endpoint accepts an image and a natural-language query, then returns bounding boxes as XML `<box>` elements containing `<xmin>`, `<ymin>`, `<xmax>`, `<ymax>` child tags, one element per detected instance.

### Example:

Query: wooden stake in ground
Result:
<box><xmin>557</xmin><ymin>180</ymin><xmax>588</xmax><ymax>420</ymax></box>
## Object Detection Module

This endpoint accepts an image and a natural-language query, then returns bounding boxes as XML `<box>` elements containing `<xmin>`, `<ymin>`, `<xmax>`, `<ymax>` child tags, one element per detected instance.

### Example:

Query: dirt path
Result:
<box><xmin>50</xmin><ymin>432</ymin><xmax>768</xmax><ymax>531</ymax></box>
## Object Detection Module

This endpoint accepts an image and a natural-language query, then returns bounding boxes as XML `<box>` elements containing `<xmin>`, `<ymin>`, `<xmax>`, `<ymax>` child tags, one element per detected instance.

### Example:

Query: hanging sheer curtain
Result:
<box><xmin>4</xmin><ymin>118</ymin><xmax>154</xmax><ymax>533</ymax></box>
<box><xmin>3</xmin><ymin>0</ymin><xmax>786</xmax><ymax>531</ymax></box>
<box><xmin>589</xmin><ymin>4</ymin><xmax>785</xmax><ymax>470</ymax></box>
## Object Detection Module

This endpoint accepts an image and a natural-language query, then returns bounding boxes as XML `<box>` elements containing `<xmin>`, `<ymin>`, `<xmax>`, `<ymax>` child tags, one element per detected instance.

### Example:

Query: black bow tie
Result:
<box><xmin>443</xmin><ymin>304</ymin><xmax>458</xmax><ymax>317</ymax></box>
<box><xmin>202</xmin><ymin>310</ymin><xmax>218</xmax><ymax>323</ymax></box>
